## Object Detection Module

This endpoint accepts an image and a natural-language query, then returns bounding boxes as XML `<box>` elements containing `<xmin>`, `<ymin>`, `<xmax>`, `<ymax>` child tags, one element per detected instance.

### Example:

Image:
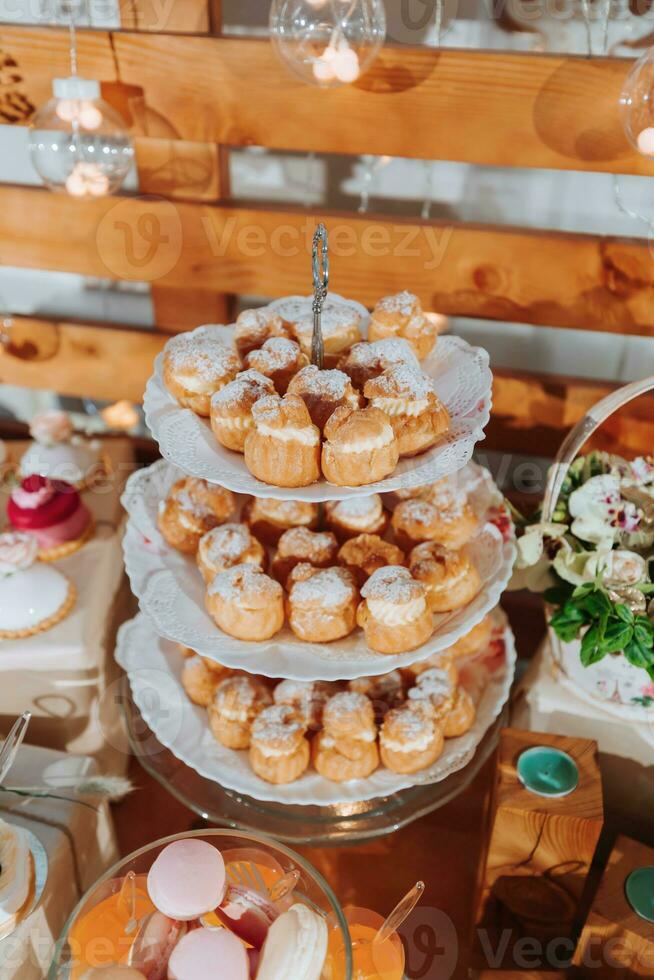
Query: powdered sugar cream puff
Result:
<box><xmin>210</xmin><ymin>370</ymin><xmax>275</xmax><ymax>453</ymax></box>
<box><xmin>205</xmin><ymin>565</ymin><xmax>284</xmax><ymax>641</ymax></box>
<box><xmin>286</xmin><ymin>564</ymin><xmax>359</xmax><ymax>643</ymax></box>
<box><xmin>364</xmin><ymin>365</ymin><xmax>450</xmax><ymax>457</ymax></box>
<box><xmin>321</xmin><ymin>405</ymin><xmax>399</xmax><ymax>487</ymax></box>
<box><xmin>357</xmin><ymin>565</ymin><xmax>433</xmax><ymax>654</ymax></box>
<box><xmin>369</xmin><ymin>291</ymin><xmax>440</xmax><ymax>360</ymax></box>
<box><xmin>163</xmin><ymin>327</ymin><xmax>241</xmax><ymax>417</ymax></box>
<box><xmin>245</xmin><ymin>394</ymin><xmax>321</xmax><ymax>488</ymax></box>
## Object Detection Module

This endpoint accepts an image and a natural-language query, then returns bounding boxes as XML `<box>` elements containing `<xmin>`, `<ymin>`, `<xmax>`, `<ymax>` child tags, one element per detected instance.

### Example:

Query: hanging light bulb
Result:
<box><xmin>620</xmin><ymin>47</ymin><xmax>654</xmax><ymax>158</ymax></box>
<box><xmin>29</xmin><ymin>77</ymin><xmax>134</xmax><ymax>197</ymax></box>
<box><xmin>269</xmin><ymin>0</ymin><xmax>386</xmax><ymax>88</ymax></box>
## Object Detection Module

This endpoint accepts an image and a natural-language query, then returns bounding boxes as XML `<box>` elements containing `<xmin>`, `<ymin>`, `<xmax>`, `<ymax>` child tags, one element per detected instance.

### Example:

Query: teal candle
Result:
<box><xmin>625</xmin><ymin>868</ymin><xmax>654</xmax><ymax>923</ymax></box>
<box><xmin>516</xmin><ymin>746</ymin><xmax>579</xmax><ymax>798</ymax></box>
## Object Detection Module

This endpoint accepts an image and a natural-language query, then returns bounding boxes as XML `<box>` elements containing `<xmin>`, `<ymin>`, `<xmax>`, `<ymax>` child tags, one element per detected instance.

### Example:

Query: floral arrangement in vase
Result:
<box><xmin>513</xmin><ymin>452</ymin><xmax>654</xmax><ymax>706</ymax></box>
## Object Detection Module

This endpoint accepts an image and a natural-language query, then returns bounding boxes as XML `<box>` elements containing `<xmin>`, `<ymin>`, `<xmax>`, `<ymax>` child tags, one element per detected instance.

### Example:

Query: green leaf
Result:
<box><xmin>600</xmin><ymin>621</ymin><xmax>633</xmax><ymax>655</ymax></box>
<box><xmin>572</xmin><ymin>582</ymin><xmax>595</xmax><ymax>600</ymax></box>
<box><xmin>614</xmin><ymin>604</ymin><xmax>634</xmax><ymax>625</ymax></box>
<box><xmin>580</xmin><ymin>624</ymin><xmax>607</xmax><ymax>667</ymax></box>
<box><xmin>634</xmin><ymin>617</ymin><xmax>654</xmax><ymax>647</ymax></box>
<box><xmin>624</xmin><ymin>637</ymin><xmax>654</xmax><ymax>672</ymax></box>
<box><xmin>578</xmin><ymin>590</ymin><xmax>612</xmax><ymax>619</ymax></box>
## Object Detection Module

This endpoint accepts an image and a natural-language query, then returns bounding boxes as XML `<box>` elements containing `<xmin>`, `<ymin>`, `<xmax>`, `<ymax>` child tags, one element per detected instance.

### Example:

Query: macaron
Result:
<box><xmin>256</xmin><ymin>904</ymin><xmax>328</xmax><ymax>980</ymax></box>
<box><xmin>167</xmin><ymin>928</ymin><xmax>249</xmax><ymax>980</ymax></box>
<box><xmin>147</xmin><ymin>839</ymin><xmax>226</xmax><ymax>921</ymax></box>
<box><xmin>81</xmin><ymin>968</ymin><xmax>146</xmax><ymax>980</ymax></box>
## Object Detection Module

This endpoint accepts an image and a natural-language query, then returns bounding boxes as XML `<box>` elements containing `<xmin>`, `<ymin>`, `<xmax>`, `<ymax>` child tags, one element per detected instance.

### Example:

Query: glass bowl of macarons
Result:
<box><xmin>48</xmin><ymin>829</ymin><xmax>352</xmax><ymax>980</ymax></box>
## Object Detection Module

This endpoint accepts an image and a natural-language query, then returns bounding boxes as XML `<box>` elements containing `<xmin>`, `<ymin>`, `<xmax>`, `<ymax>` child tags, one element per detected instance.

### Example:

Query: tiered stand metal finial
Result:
<box><xmin>311</xmin><ymin>222</ymin><xmax>329</xmax><ymax>369</ymax></box>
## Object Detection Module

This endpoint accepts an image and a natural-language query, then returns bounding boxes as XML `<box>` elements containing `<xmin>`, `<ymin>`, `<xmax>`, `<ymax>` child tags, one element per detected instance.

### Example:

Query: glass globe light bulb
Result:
<box><xmin>621</xmin><ymin>47</ymin><xmax>654</xmax><ymax>159</ymax></box>
<box><xmin>29</xmin><ymin>77</ymin><xmax>135</xmax><ymax>197</ymax></box>
<box><xmin>269</xmin><ymin>0</ymin><xmax>386</xmax><ymax>88</ymax></box>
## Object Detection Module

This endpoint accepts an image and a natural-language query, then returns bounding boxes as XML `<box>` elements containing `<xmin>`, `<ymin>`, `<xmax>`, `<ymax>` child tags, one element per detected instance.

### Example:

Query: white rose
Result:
<box><xmin>29</xmin><ymin>410</ymin><xmax>73</xmax><ymax>447</ymax></box>
<box><xmin>584</xmin><ymin>549</ymin><xmax>649</xmax><ymax>587</ymax></box>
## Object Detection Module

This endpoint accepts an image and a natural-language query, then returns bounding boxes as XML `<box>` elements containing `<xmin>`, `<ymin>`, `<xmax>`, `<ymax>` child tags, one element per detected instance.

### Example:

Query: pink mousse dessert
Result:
<box><xmin>7</xmin><ymin>475</ymin><xmax>92</xmax><ymax>559</ymax></box>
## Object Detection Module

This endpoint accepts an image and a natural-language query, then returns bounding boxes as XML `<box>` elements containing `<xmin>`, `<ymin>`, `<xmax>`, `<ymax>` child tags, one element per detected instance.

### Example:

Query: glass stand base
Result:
<box><xmin>121</xmin><ymin>677</ymin><xmax>505</xmax><ymax>844</ymax></box>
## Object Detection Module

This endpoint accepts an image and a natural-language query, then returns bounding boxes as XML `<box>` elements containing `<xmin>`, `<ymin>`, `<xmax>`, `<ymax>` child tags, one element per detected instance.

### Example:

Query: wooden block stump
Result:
<box><xmin>572</xmin><ymin>835</ymin><xmax>654</xmax><ymax>977</ymax></box>
<box><xmin>473</xmin><ymin>728</ymin><xmax>603</xmax><ymax>972</ymax></box>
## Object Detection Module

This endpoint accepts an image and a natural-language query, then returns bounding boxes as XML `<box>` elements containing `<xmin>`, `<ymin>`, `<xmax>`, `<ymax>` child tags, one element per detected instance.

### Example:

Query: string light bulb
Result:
<box><xmin>621</xmin><ymin>46</ymin><xmax>654</xmax><ymax>159</ymax></box>
<box><xmin>269</xmin><ymin>0</ymin><xmax>386</xmax><ymax>88</ymax></box>
<box><xmin>29</xmin><ymin>76</ymin><xmax>134</xmax><ymax>198</ymax></box>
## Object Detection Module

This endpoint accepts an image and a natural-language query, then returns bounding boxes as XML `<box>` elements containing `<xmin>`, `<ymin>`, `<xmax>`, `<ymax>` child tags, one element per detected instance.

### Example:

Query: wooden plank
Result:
<box><xmin>118</xmin><ymin>0</ymin><xmax>210</xmax><ymax>33</ymax></box>
<box><xmin>0</xmin><ymin>27</ymin><xmax>649</xmax><ymax>174</ymax></box>
<box><xmin>133</xmin><ymin>139</ymin><xmax>222</xmax><ymax>202</ymax></box>
<box><xmin>2</xmin><ymin>188</ymin><xmax>654</xmax><ymax>336</ymax></box>
<box><xmin>150</xmin><ymin>283</ymin><xmax>232</xmax><ymax>331</ymax></box>
<box><xmin>0</xmin><ymin>317</ymin><xmax>165</xmax><ymax>401</ymax></box>
<box><xmin>489</xmin><ymin>368</ymin><xmax>654</xmax><ymax>458</ymax></box>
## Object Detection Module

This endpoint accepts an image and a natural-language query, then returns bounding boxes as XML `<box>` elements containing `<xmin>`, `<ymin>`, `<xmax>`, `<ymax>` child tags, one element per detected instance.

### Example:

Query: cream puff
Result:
<box><xmin>401</xmin><ymin>649</ymin><xmax>458</xmax><ymax>686</ymax></box>
<box><xmin>283</xmin><ymin>300</ymin><xmax>362</xmax><ymax>367</ymax></box>
<box><xmin>286</xmin><ymin>564</ymin><xmax>359</xmax><ymax>643</ymax></box>
<box><xmin>241</xmin><ymin>497</ymin><xmax>318</xmax><ymax>545</ymax></box>
<box><xmin>249</xmin><ymin>704</ymin><xmax>310</xmax><ymax>784</ymax></box>
<box><xmin>206</xmin><ymin>565</ymin><xmax>284</xmax><ymax>641</ymax></box>
<box><xmin>287</xmin><ymin>365</ymin><xmax>361</xmax><ymax>431</ymax></box>
<box><xmin>196</xmin><ymin>523</ymin><xmax>266</xmax><ymax>584</ymax></box>
<box><xmin>380</xmin><ymin>705</ymin><xmax>444</xmax><ymax>774</ymax></box>
<box><xmin>348</xmin><ymin>671</ymin><xmax>405</xmax><ymax>720</ymax></box>
<box><xmin>312</xmin><ymin>691</ymin><xmax>379</xmax><ymax>781</ymax></box>
<box><xmin>321</xmin><ymin>405</ymin><xmax>399</xmax><ymax>487</ymax></box>
<box><xmin>407</xmin><ymin>667</ymin><xmax>455</xmax><ymax>717</ymax></box>
<box><xmin>181</xmin><ymin>655</ymin><xmax>221</xmax><ymax>707</ymax></box>
<box><xmin>357</xmin><ymin>566</ymin><xmax>433</xmax><ymax>655</ymax></box>
<box><xmin>271</xmin><ymin>527</ymin><xmax>338</xmax><ymax>587</ymax></box>
<box><xmin>163</xmin><ymin>327</ymin><xmax>241</xmax><ymax>416</ymax></box>
<box><xmin>337</xmin><ymin>534</ymin><xmax>405</xmax><ymax>588</ymax></box>
<box><xmin>364</xmin><ymin>366</ymin><xmax>450</xmax><ymax>457</ymax></box>
<box><xmin>245</xmin><ymin>394</ymin><xmax>321</xmax><ymax>488</ymax></box>
<box><xmin>391</xmin><ymin>495</ymin><xmax>477</xmax><ymax>552</ymax></box>
<box><xmin>209</xmin><ymin>675</ymin><xmax>272</xmax><ymax>749</ymax></box>
<box><xmin>158</xmin><ymin>478</ymin><xmax>236</xmax><ymax>555</ymax></box>
<box><xmin>447</xmin><ymin>613</ymin><xmax>494</xmax><ymax>660</ymax></box>
<box><xmin>338</xmin><ymin>337</ymin><xmax>420</xmax><ymax>391</ymax></box>
<box><xmin>442</xmin><ymin>687</ymin><xmax>476</xmax><ymax>737</ymax></box>
<box><xmin>273</xmin><ymin>679</ymin><xmax>340</xmax><ymax>732</ymax></box>
<box><xmin>234</xmin><ymin>307</ymin><xmax>290</xmax><ymax>358</ymax></box>
<box><xmin>324</xmin><ymin>494</ymin><xmax>389</xmax><ymax>543</ymax></box>
<box><xmin>369</xmin><ymin>291</ymin><xmax>440</xmax><ymax>360</ymax></box>
<box><xmin>210</xmin><ymin>370</ymin><xmax>276</xmax><ymax>453</ymax></box>
<box><xmin>408</xmin><ymin>541</ymin><xmax>481</xmax><ymax>613</ymax></box>
<box><xmin>244</xmin><ymin>337</ymin><xmax>309</xmax><ymax>394</ymax></box>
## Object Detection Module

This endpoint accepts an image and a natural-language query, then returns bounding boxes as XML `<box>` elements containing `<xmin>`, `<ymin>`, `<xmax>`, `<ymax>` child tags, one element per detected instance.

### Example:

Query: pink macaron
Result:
<box><xmin>167</xmin><ymin>928</ymin><xmax>249</xmax><ymax>980</ymax></box>
<box><xmin>147</xmin><ymin>840</ymin><xmax>226</xmax><ymax>921</ymax></box>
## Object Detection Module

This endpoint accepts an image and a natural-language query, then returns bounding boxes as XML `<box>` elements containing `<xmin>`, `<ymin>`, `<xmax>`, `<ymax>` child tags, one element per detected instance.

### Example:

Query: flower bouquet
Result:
<box><xmin>514</xmin><ymin>451</ymin><xmax>654</xmax><ymax>710</ymax></box>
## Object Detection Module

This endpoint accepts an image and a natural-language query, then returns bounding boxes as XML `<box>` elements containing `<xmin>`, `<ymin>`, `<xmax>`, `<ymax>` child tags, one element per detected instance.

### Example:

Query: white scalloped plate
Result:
<box><xmin>143</xmin><ymin>307</ymin><xmax>492</xmax><ymax>502</ymax></box>
<box><xmin>116</xmin><ymin>611</ymin><xmax>516</xmax><ymax>806</ymax></box>
<box><xmin>121</xmin><ymin>460</ymin><xmax>516</xmax><ymax>681</ymax></box>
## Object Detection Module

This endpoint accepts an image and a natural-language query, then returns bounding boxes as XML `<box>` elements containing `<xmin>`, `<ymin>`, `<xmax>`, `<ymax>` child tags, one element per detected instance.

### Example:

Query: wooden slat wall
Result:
<box><xmin>118</xmin><ymin>0</ymin><xmax>210</xmax><ymax>33</ymax></box>
<box><xmin>1</xmin><ymin>188</ymin><xmax>653</xmax><ymax>336</ymax></box>
<box><xmin>0</xmin><ymin>20</ymin><xmax>652</xmax><ymax>459</ymax></box>
<box><xmin>0</xmin><ymin>26</ymin><xmax>650</xmax><ymax>174</ymax></box>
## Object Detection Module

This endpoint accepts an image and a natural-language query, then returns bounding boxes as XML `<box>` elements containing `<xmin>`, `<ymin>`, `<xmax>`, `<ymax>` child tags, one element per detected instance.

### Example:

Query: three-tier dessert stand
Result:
<box><xmin>117</xmin><ymin>225</ymin><xmax>517</xmax><ymax>842</ymax></box>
